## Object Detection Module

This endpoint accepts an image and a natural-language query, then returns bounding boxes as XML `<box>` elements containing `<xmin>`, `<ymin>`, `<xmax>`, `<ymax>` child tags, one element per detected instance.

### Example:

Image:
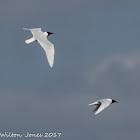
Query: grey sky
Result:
<box><xmin>0</xmin><ymin>0</ymin><xmax>140</xmax><ymax>140</ymax></box>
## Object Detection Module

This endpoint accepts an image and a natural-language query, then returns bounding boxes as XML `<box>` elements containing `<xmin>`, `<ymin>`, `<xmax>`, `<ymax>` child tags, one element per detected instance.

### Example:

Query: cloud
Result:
<box><xmin>89</xmin><ymin>52</ymin><xmax>140</xmax><ymax>86</ymax></box>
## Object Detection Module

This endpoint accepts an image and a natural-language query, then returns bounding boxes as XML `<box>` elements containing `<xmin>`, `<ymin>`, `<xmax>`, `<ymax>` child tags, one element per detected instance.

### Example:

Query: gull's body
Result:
<box><xmin>23</xmin><ymin>28</ymin><xmax>54</xmax><ymax>67</ymax></box>
<box><xmin>88</xmin><ymin>98</ymin><xmax>118</xmax><ymax>115</ymax></box>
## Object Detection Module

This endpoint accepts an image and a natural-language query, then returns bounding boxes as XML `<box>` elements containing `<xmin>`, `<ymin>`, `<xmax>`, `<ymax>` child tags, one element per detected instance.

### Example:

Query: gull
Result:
<box><xmin>23</xmin><ymin>28</ymin><xmax>55</xmax><ymax>67</ymax></box>
<box><xmin>88</xmin><ymin>98</ymin><xmax>118</xmax><ymax>115</ymax></box>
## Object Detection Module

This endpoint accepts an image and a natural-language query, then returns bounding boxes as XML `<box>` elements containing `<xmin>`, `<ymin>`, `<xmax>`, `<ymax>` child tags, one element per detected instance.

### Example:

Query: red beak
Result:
<box><xmin>116</xmin><ymin>101</ymin><xmax>118</xmax><ymax>103</ymax></box>
<box><xmin>50</xmin><ymin>32</ymin><xmax>54</xmax><ymax>34</ymax></box>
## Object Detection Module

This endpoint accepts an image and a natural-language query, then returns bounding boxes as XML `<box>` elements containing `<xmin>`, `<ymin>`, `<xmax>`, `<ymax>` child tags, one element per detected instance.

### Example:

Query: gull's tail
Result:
<box><xmin>25</xmin><ymin>37</ymin><xmax>36</xmax><ymax>44</ymax></box>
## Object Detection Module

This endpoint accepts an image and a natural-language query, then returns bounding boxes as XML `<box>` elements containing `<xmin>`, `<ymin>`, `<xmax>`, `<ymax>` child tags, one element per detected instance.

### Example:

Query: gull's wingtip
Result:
<box><xmin>48</xmin><ymin>60</ymin><xmax>54</xmax><ymax>68</ymax></box>
<box><xmin>23</xmin><ymin>28</ymin><xmax>29</xmax><ymax>30</ymax></box>
<box><xmin>49</xmin><ymin>64</ymin><xmax>53</xmax><ymax>68</ymax></box>
<box><xmin>94</xmin><ymin>112</ymin><xmax>99</xmax><ymax>115</ymax></box>
<box><xmin>88</xmin><ymin>103</ymin><xmax>94</xmax><ymax>106</ymax></box>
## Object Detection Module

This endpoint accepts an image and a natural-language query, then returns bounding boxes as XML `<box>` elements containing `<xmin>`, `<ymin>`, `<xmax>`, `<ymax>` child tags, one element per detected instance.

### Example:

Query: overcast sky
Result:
<box><xmin>0</xmin><ymin>0</ymin><xmax>140</xmax><ymax>140</ymax></box>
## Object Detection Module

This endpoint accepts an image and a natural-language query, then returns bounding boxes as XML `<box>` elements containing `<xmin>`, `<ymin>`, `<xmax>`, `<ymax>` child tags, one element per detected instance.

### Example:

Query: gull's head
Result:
<box><xmin>47</xmin><ymin>32</ymin><xmax>54</xmax><ymax>36</ymax></box>
<box><xmin>44</xmin><ymin>32</ymin><xmax>54</xmax><ymax>37</ymax></box>
<box><xmin>111</xmin><ymin>99</ymin><xmax>118</xmax><ymax>104</ymax></box>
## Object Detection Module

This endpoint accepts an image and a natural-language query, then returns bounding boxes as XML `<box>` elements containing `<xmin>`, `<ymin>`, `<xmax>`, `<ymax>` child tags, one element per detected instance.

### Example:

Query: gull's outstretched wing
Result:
<box><xmin>92</xmin><ymin>102</ymin><xmax>101</xmax><ymax>113</ymax></box>
<box><xmin>94</xmin><ymin>102</ymin><xmax>106</xmax><ymax>115</ymax></box>
<box><xmin>37</xmin><ymin>37</ymin><xmax>55</xmax><ymax>67</ymax></box>
<box><xmin>95</xmin><ymin>99</ymin><xmax>112</xmax><ymax>115</ymax></box>
<box><xmin>23</xmin><ymin>28</ymin><xmax>42</xmax><ymax>37</ymax></box>
<box><xmin>89</xmin><ymin>101</ymin><xmax>102</xmax><ymax>113</ymax></box>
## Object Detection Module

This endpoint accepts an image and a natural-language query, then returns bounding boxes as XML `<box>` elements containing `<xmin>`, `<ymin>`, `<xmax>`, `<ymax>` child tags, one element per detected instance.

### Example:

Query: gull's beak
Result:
<box><xmin>50</xmin><ymin>32</ymin><xmax>54</xmax><ymax>34</ymax></box>
<box><xmin>116</xmin><ymin>101</ymin><xmax>118</xmax><ymax>103</ymax></box>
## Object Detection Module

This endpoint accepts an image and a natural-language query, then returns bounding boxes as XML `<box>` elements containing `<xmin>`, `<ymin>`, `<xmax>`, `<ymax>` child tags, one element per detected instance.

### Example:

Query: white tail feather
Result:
<box><xmin>25</xmin><ymin>37</ymin><xmax>36</xmax><ymax>44</ymax></box>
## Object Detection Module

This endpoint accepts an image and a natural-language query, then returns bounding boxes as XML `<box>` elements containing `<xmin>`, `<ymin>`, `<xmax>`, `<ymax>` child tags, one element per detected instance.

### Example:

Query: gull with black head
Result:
<box><xmin>23</xmin><ymin>28</ymin><xmax>55</xmax><ymax>68</ymax></box>
<box><xmin>89</xmin><ymin>98</ymin><xmax>118</xmax><ymax>115</ymax></box>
